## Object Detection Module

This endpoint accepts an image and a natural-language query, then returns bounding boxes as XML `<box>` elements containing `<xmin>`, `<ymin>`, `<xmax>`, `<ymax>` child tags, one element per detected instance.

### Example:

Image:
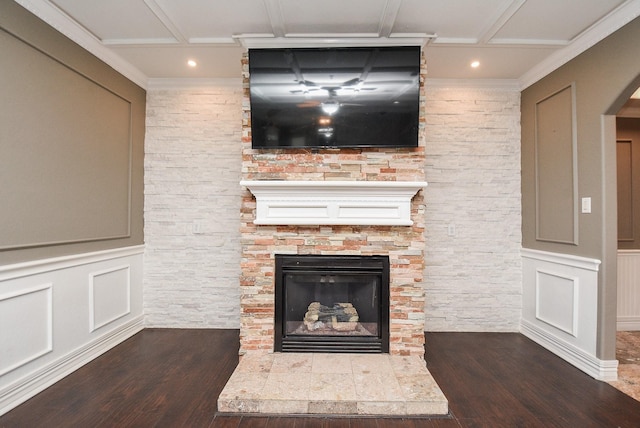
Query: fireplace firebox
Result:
<box><xmin>274</xmin><ymin>254</ymin><xmax>390</xmax><ymax>353</ymax></box>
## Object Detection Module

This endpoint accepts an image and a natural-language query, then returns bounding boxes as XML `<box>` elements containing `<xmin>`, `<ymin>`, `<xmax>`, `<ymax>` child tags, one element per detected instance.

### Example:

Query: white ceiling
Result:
<box><xmin>15</xmin><ymin>0</ymin><xmax>640</xmax><ymax>88</ymax></box>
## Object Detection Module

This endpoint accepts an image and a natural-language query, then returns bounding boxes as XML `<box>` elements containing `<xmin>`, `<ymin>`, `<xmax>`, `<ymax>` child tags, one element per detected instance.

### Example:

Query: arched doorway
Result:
<box><xmin>602</xmin><ymin>76</ymin><xmax>640</xmax><ymax>364</ymax></box>
<box><xmin>615</xmin><ymin>89</ymin><xmax>640</xmax><ymax>333</ymax></box>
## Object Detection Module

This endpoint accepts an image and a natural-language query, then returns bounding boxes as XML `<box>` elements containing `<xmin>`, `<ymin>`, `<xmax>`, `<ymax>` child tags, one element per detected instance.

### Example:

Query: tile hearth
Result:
<box><xmin>218</xmin><ymin>352</ymin><xmax>448</xmax><ymax>416</ymax></box>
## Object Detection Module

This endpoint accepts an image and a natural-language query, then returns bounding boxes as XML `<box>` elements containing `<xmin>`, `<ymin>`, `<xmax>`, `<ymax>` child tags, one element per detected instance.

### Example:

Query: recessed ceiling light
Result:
<box><xmin>470</xmin><ymin>60</ymin><xmax>480</xmax><ymax>69</ymax></box>
<box><xmin>187</xmin><ymin>59</ymin><xmax>197</xmax><ymax>67</ymax></box>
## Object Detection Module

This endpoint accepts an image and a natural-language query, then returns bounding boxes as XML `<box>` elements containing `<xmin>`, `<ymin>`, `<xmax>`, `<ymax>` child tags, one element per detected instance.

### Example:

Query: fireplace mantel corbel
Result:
<box><xmin>240</xmin><ymin>180</ymin><xmax>427</xmax><ymax>226</ymax></box>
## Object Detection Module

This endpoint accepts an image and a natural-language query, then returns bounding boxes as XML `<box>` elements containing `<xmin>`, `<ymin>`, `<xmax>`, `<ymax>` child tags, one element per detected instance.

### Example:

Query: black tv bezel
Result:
<box><xmin>248</xmin><ymin>46</ymin><xmax>421</xmax><ymax>150</ymax></box>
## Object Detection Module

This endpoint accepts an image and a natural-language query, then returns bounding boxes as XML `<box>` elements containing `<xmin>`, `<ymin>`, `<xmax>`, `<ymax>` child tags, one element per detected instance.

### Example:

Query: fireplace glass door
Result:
<box><xmin>275</xmin><ymin>254</ymin><xmax>389</xmax><ymax>353</ymax></box>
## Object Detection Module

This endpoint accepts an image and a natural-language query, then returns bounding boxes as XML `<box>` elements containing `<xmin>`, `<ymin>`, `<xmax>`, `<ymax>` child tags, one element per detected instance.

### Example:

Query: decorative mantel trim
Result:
<box><xmin>240</xmin><ymin>180</ymin><xmax>428</xmax><ymax>226</ymax></box>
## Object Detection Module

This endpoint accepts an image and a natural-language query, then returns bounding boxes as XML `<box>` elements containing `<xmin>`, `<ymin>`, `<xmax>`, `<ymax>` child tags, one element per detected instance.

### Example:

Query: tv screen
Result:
<box><xmin>249</xmin><ymin>46</ymin><xmax>420</xmax><ymax>149</ymax></box>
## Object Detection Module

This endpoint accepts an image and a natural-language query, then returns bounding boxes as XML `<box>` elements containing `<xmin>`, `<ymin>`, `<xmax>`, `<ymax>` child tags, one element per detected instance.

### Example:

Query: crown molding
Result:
<box><xmin>14</xmin><ymin>0</ymin><xmax>149</xmax><ymax>89</ymax></box>
<box><xmin>13</xmin><ymin>0</ymin><xmax>640</xmax><ymax>93</ymax></box>
<box><xmin>518</xmin><ymin>0</ymin><xmax>640</xmax><ymax>90</ymax></box>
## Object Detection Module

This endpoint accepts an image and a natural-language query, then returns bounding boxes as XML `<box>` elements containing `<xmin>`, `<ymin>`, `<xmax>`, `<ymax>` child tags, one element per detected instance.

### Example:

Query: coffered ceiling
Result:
<box><xmin>14</xmin><ymin>0</ymin><xmax>640</xmax><ymax>88</ymax></box>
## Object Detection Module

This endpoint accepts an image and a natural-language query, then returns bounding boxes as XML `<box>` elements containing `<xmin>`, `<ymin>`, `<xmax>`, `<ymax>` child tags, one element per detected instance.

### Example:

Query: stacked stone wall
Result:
<box><xmin>239</xmin><ymin>53</ymin><xmax>428</xmax><ymax>356</ymax></box>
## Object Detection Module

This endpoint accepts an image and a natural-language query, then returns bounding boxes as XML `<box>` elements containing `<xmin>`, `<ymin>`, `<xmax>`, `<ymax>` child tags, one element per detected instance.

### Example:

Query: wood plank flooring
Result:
<box><xmin>1</xmin><ymin>329</ymin><xmax>639</xmax><ymax>427</ymax></box>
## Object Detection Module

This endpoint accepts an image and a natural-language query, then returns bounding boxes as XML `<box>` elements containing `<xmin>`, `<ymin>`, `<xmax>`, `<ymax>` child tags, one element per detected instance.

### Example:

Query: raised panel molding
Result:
<box><xmin>534</xmin><ymin>83</ymin><xmax>578</xmax><ymax>245</ymax></box>
<box><xmin>0</xmin><ymin>246</ymin><xmax>144</xmax><ymax>416</ymax></box>
<box><xmin>535</xmin><ymin>270</ymin><xmax>579</xmax><ymax>336</ymax></box>
<box><xmin>89</xmin><ymin>265</ymin><xmax>131</xmax><ymax>332</ymax></box>
<box><xmin>0</xmin><ymin>27</ymin><xmax>133</xmax><ymax>250</ymax></box>
<box><xmin>0</xmin><ymin>283</ymin><xmax>53</xmax><ymax>376</ymax></box>
<box><xmin>520</xmin><ymin>248</ymin><xmax>616</xmax><ymax>380</ymax></box>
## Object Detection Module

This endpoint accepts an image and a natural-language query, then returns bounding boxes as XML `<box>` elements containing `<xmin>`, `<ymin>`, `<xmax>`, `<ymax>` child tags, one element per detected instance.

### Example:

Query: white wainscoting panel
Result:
<box><xmin>521</xmin><ymin>249</ymin><xmax>617</xmax><ymax>381</ymax></box>
<box><xmin>89</xmin><ymin>265</ymin><xmax>131</xmax><ymax>332</ymax></box>
<box><xmin>617</xmin><ymin>250</ymin><xmax>640</xmax><ymax>331</ymax></box>
<box><xmin>535</xmin><ymin>270</ymin><xmax>579</xmax><ymax>336</ymax></box>
<box><xmin>0</xmin><ymin>284</ymin><xmax>52</xmax><ymax>377</ymax></box>
<box><xmin>0</xmin><ymin>245</ymin><xmax>144</xmax><ymax>416</ymax></box>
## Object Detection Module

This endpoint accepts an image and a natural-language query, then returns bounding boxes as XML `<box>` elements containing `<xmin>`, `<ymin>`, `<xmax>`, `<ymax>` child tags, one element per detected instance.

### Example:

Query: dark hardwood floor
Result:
<box><xmin>1</xmin><ymin>329</ymin><xmax>639</xmax><ymax>427</ymax></box>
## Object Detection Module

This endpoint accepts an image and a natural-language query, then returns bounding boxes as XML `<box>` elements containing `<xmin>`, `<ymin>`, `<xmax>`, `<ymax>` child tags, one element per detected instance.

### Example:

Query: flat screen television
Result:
<box><xmin>248</xmin><ymin>46</ymin><xmax>420</xmax><ymax>149</ymax></box>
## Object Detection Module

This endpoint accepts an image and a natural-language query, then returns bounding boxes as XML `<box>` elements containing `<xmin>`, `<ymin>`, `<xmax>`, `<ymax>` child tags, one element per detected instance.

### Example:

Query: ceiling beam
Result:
<box><xmin>264</xmin><ymin>0</ymin><xmax>285</xmax><ymax>38</ymax></box>
<box><xmin>378</xmin><ymin>0</ymin><xmax>402</xmax><ymax>38</ymax></box>
<box><xmin>143</xmin><ymin>0</ymin><xmax>186</xmax><ymax>44</ymax></box>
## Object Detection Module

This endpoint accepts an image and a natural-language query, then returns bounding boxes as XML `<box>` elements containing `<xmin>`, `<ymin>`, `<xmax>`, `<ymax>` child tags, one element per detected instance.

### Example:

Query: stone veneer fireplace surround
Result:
<box><xmin>239</xmin><ymin>51</ymin><xmax>429</xmax><ymax>357</ymax></box>
<box><xmin>219</xmin><ymin>50</ymin><xmax>449</xmax><ymax>417</ymax></box>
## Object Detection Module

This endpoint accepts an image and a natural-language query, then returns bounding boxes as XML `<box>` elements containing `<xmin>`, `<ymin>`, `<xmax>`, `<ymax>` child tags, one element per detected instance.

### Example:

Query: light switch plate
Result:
<box><xmin>581</xmin><ymin>197</ymin><xmax>591</xmax><ymax>214</ymax></box>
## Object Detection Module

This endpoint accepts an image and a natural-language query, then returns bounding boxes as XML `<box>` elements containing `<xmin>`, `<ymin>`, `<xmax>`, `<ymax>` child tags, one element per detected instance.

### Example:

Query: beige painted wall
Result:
<box><xmin>521</xmin><ymin>16</ymin><xmax>640</xmax><ymax>359</ymax></box>
<box><xmin>0</xmin><ymin>2</ymin><xmax>145</xmax><ymax>265</ymax></box>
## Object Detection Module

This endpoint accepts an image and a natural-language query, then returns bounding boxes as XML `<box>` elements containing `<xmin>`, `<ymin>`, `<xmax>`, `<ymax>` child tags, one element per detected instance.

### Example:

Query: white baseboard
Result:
<box><xmin>521</xmin><ymin>319</ymin><xmax>618</xmax><ymax>381</ymax></box>
<box><xmin>617</xmin><ymin>317</ymin><xmax>640</xmax><ymax>331</ymax></box>
<box><xmin>0</xmin><ymin>316</ymin><xmax>143</xmax><ymax>415</ymax></box>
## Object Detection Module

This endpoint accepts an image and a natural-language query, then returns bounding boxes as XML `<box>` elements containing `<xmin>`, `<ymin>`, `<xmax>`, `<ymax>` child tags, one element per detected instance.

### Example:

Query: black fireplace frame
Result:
<box><xmin>274</xmin><ymin>254</ymin><xmax>390</xmax><ymax>353</ymax></box>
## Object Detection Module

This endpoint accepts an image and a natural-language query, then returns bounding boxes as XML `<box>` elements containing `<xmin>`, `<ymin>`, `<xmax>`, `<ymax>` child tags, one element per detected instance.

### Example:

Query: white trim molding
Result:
<box><xmin>0</xmin><ymin>283</ymin><xmax>53</xmax><ymax>377</ymax></box>
<box><xmin>241</xmin><ymin>180</ymin><xmax>427</xmax><ymax>226</ymax></box>
<box><xmin>521</xmin><ymin>320</ymin><xmax>618</xmax><ymax>381</ymax></box>
<box><xmin>520</xmin><ymin>248</ymin><xmax>613</xmax><ymax>380</ymax></box>
<box><xmin>89</xmin><ymin>265</ymin><xmax>132</xmax><ymax>332</ymax></box>
<box><xmin>518</xmin><ymin>0</ymin><xmax>640</xmax><ymax>89</ymax></box>
<box><xmin>0</xmin><ymin>317</ymin><xmax>143</xmax><ymax>416</ymax></box>
<box><xmin>0</xmin><ymin>246</ymin><xmax>144</xmax><ymax>416</ymax></box>
<box><xmin>13</xmin><ymin>0</ymin><xmax>148</xmax><ymax>88</ymax></box>
<box><xmin>0</xmin><ymin>245</ymin><xmax>145</xmax><ymax>281</ymax></box>
<box><xmin>521</xmin><ymin>248</ymin><xmax>600</xmax><ymax>271</ymax></box>
<box><xmin>534</xmin><ymin>269</ymin><xmax>579</xmax><ymax>336</ymax></box>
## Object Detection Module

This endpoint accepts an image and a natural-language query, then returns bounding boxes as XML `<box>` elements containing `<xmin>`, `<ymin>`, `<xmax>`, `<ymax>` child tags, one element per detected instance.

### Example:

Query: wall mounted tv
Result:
<box><xmin>249</xmin><ymin>46</ymin><xmax>420</xmax><ymax>149</ymax></box>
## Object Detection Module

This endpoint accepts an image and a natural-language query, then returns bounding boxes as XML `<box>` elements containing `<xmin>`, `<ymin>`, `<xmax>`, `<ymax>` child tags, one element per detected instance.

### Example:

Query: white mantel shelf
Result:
<box><xmin>240</xmin><ymin>180</ymin><xmax>428</xmax><ymax>226</ymax></box>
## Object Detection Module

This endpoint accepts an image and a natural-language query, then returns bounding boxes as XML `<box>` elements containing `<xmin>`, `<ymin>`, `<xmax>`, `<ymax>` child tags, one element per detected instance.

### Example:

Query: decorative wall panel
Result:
<box><xmin>535</xmin><ymin>270</ymin><xmax>578</xmax><ymax>336</ymax></box>
<box><xmin>0</xmin><ymin>246</ymin><xmax>143</xmax><ymax>415</ymax></box>
<box><xmin>0</xmin><ymin>29</ymin><xmax>132</xmax><ymax>250</ymax></box>
<box><xmin>89</xmin><ymin>265</ymin><xmax>131</xmax><ymax>332</ymax></box>
<box><xmin>534</xmin><ymin>84</ymin><xmax>578</xmax><ymax>244</ymax></box>
<box><xmin>521</xmin><ymin>249</ymin><xmax>614</xmax><ymax>380</ymax></box>
<box><xmin>0</xmin><ymin>284</ymin><xmax>52</xmax><ymax>376</ymax></box>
